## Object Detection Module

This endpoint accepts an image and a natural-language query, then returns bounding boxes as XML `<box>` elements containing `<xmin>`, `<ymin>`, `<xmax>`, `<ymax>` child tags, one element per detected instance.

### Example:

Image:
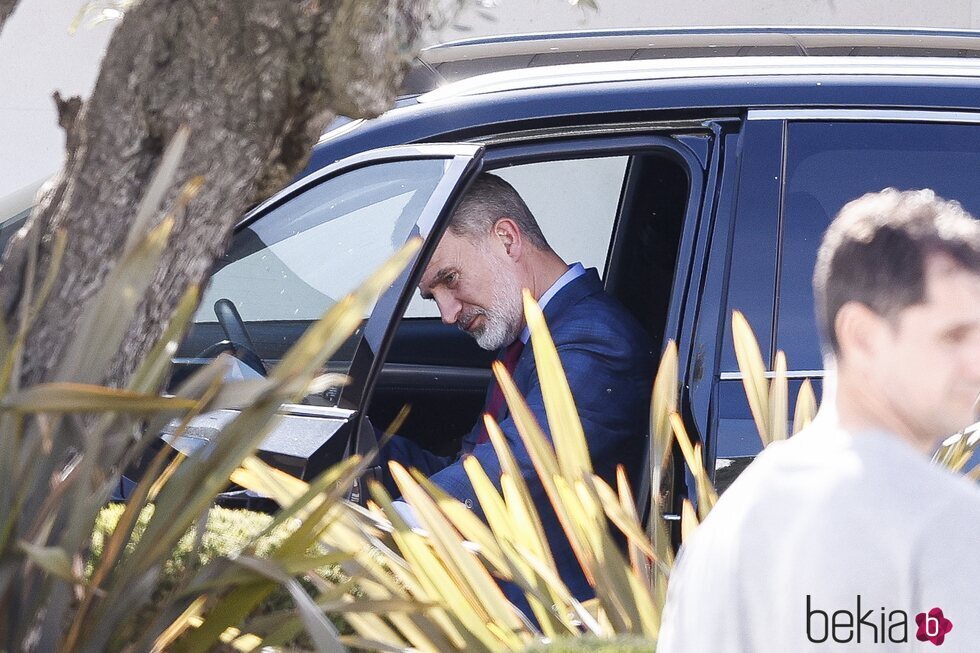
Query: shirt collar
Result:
<box><xmin>519</xmin><ymin>262</ymin><xmax>586</xmax><ymax>344</ymax></box>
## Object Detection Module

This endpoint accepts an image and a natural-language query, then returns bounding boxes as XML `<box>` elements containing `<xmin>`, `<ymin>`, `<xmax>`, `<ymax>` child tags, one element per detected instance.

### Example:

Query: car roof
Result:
<box><xmin>0</xmin><ymin>178</ymin><xmax>44</xmax><ymax>225</ymax></box>
<box><xmin>305</xmin><ymin>28</ymin><xmax>980</xmax><ymax>176</ymax></box>
<box><xmin>305</xmin><ymin>53</ymin><xmax>980</xmax><ymax>176</ymax></box>
<box><xmin>416</xmin><ymin>55</ymin><xmax>980</xmax><ymax>103</ymax></box>
<box><xmin>401</xmin><ymin>26</ymin><xmax>980</xmax><ymax>94</ymax></box>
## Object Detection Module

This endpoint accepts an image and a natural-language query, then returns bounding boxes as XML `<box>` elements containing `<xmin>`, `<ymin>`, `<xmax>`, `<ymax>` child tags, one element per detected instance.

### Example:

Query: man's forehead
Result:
<box><xmin>903</xmin><ymin>255</ymin><xmax>980</xmax><ymax>322</ymax></box>
<box><xmin>419</xmin><ymin>233</ymin><xmax>467</xmax><ymax>289</ymax></box>
<box><xmin>923</xmin><ymin>254</ymin><xmax>980</xmax><ymax>294</ymax></box>
<box><xmin>421</xmin><ymin>239</ymin><xmax>452</xmax><ymax>278</ymax></box>
<box><xmin>926</xmin><ymin>251</ymin><xmax>969</xmax><ymax>275</ymax></box>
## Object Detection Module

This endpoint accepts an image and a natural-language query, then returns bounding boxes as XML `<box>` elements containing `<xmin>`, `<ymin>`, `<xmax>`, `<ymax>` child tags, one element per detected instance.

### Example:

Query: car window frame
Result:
<box><xmin>387</xmin><ymin>132</ymin><xmax>713</xmax><ymax>334</ymax></box>
<box><xmin>482</xmin><ymin>131</ymin><xmax>709</xmax><ymax>288</ymax></box>
<box><xmin>440</xmin><ymin>130</ymin><xmax>715</xmax><ymax>532</ymax></box>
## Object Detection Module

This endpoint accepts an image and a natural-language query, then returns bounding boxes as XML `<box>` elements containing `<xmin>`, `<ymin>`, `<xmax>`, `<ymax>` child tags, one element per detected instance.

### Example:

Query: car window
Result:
<box><xmin>715</xmin><ymin>119</ymin><xmax>980</xmax><ymax>468</ymax></box>
<box><xmin>405</xmin><ymin>155</ymin><xmax>627</xmax><ymax>317</ymax></box>
<box><xmin>197</xmin><ymin>159</ymin><xmax>449</xmax><ymax>324</ymax></box>
<box><xmin>190</xmin><ymin>157</ymin><xmax>455</xmax><ymax>379</ymax></box>
<box><xmin>777</xmin><ymin>121</ymin><xmax>980</xmax><ymax>370</ymax></box>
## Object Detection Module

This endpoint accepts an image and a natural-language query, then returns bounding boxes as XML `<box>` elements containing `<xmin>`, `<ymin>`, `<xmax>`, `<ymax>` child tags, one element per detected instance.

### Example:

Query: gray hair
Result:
<box><xmin>813</xmin><ymin>188</ymin><xmax>980</xmax><ymax>357</ymax></box>
<box><xmin>447</xmin><ymin>173</ymin><xmax>551</xmax><ymax>251</ymax></box>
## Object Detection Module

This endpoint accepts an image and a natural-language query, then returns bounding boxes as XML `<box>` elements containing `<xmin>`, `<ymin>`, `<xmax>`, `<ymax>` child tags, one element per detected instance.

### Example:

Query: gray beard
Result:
<box><xmin>464</xmin><ymin>264</ymin><xmax>524</xmax><ymax>351</ymax></box>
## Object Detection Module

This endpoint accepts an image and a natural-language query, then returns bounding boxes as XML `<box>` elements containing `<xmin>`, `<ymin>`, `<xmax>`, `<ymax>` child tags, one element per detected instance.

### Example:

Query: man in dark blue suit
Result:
<box><xmin>379</xmin><ymin>173</ymin><xmax>655</xmax><ymax>607</ymax></box>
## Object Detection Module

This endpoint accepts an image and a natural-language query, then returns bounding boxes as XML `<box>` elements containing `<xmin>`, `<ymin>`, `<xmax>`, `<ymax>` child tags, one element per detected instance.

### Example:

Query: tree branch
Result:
<box><xmin>0</xmin><ymin>0</ymin><xmax>462</xmax><ymax>389</ymax></box>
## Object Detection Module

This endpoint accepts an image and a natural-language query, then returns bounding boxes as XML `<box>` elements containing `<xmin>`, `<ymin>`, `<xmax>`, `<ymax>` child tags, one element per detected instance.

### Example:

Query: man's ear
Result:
<box><xmin>492</xmin><ymin>217</ymin><xmax>523</xmax><ymax>260</ymax></box>
<box><xmin>835</xmin><ymin>301</ymin><xmax>887</xmax><ymax>367</ymax></box>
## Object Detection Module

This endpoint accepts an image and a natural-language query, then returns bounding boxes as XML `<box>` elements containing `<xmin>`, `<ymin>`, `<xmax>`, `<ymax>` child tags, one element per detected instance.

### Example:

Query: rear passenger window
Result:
<box><xmin>777</xmin><ymin>121</ymin><xmax>980</xmax><ymax>370</ymax></box>
<box><xmin>715</xmin><ymin>119</ymin><xmax>980</xmax><ymax>471</ymax></box>
<box><xmin>404</xmin><ymin>156</ymin><xmax>627</xmax><ymax>317</ymax></box>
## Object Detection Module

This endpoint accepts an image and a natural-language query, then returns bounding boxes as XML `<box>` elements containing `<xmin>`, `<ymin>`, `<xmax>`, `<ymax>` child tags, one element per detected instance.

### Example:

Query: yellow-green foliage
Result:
<box><xmin>91</xmin><ymin>505</ymin><xmax>277</xmax><ymax>576</ymax></box>
<box><xmin>88</xmin><ymin>505</ymin><xmax>351</xmax><ymax>649</ymax></box>
<box><xmin>0</xmin><ymin>138</ymin><xmax>419</xmax><ymax>653</ymax></box>
<box><xmin>522</xmin><ymin>636</ymin><xmax>656</xmax><ymax>653</ymax></box>
<box><xmin>223</xmin><ymin>293</ymin><xmax>676</xmax><ymax>651</ymax></box>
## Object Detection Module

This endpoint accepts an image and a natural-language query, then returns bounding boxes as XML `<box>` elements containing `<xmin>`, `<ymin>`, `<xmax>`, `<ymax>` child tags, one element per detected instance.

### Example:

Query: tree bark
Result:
<box><xmin>0</xmin><ymin>0</ymin><xmax>457</xmax><ymax>388</ymax></box>
<box><xmin>0</xmin><ymin>0</ymin><xmax>18</xmax><ymax>35</ymax></box>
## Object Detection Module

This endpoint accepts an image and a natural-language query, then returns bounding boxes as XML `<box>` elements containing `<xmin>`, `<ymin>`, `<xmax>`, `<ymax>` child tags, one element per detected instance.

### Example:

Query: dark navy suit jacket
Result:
<box><xmin>381</xmin><ymin>268</ymin><xmax>655</xmax><ymax>605</ymax></box>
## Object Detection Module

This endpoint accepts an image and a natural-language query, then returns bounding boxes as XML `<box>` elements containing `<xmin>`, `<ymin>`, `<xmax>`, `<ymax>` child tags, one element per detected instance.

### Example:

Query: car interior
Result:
<box><xmin>173</xmin><ymin>142</ymin><xmax>695</xmax><ymax>479</ymax></box>
<box><xmin>365</xmin><ymin>149</ymin><xmax>692</xmax><ymax>461</ymax></box>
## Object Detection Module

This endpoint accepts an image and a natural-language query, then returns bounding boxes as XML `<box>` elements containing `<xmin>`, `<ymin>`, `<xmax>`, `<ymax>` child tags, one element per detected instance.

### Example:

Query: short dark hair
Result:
<box><xmin>813</xmin><ymin>188</ymin><xmax>980</xmax><ymax>357</ymax></box>
<box><xmin>447</xmin><ymin>173</ymin><xmax>551</xmax><ymax>251</ymax></box>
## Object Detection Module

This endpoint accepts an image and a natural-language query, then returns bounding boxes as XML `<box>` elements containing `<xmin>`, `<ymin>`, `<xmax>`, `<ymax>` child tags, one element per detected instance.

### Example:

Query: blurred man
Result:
<box><xmin>658</xmin><ymin>189</ymin><xmax>980</xmax><ymax>652</ymax></box>
<box><xmin>378</xmin><ymin>173</ymin><xmax>655</xmax><ymax>605</ymax></box>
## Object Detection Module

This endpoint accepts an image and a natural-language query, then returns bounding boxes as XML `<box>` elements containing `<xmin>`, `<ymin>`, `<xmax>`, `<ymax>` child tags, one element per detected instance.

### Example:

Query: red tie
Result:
<box><xmin>475</xmin><ymin>339</ymin><xmax>525</xmax><ymax>445</ymax></box>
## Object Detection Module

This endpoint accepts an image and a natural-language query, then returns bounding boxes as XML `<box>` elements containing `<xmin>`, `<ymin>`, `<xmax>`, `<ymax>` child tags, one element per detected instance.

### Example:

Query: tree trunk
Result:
<box><xmin>0</xmin><ymin>0</ymin><xmax>456</xmax><ymax>388</ymax></box>
<box><xmin>0</xmin><ymin>0</ymin><xmax>17</xmax><ymax>34</ymax></box>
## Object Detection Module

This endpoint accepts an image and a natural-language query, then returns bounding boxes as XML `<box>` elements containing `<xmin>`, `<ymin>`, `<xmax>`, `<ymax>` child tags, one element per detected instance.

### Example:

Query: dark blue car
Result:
<box><xmin>171</xmin><ymin>27</ymin><xmax>980</xmax><ymax>524</ymax></box>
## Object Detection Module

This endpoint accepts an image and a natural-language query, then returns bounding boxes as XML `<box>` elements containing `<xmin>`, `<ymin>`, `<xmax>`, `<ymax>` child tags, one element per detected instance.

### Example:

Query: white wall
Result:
<box><xmin>3</xmin><ymin>0</ymin><xmax>980</xmax><ymax>201</ymax></box>
<box><xmin>429</xmin><ymin>0</ymin><xmax>980</xmax><ymax>44</ymax></box>
<box><xmin>0</xmin><ymin>2</ymin><xmax>115</xmax><ymax>200</ymax></box>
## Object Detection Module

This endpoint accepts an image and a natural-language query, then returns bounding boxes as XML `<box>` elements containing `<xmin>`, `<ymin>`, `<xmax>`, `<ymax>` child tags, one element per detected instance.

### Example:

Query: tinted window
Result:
<box><xmin>778</xmin><ymin>121</ymin><xmax>980</xmax><ymax>370</ymax></box>
<box><xmin>497</xmin><ymin>157</ymin><xmax>624</xmax><ymax>272</ymax></box>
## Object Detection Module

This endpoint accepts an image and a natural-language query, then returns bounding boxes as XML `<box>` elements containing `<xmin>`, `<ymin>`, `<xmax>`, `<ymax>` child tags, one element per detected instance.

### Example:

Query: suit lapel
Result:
<box><xmin>511</xmin><ymin>268</ymin><xmax>603</xmax><ymax>388</ymax></box>
<box><xmin>539</xmin><ymin>268</ymin><xmax>603</xmax><ymax>327</ymax></box>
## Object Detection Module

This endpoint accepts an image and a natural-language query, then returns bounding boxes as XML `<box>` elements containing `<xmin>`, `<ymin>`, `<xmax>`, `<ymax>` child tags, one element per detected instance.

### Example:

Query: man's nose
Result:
<box><xmin>436</xmin><ymin>295</ymin><xmax>462</xmax><ymax>325</ymax></box>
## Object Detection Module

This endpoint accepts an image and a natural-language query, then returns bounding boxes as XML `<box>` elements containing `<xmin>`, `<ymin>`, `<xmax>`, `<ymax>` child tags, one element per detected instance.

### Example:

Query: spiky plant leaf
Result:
<box><xmin>0</xmin><ymin>228</ymin><xmax>67</xmax><ymax>396</ymax></box>
<box><xmin>409</xmin><ymin>468</ymin><xmax>509</xmax><ymax>574</ymax></box>
<box><xmin>522</xmin><ymin>290</ymin><xmax>592</xmax><ymax>479</ymax></box>
<box><xmin>793</xmin><ymin>379</ymin><xmax>818</xmax><ymax>435</ymax></box>
<box><xmin>769</xmin><ymin>351</ymin><xmax>788</xmax><ymax>443</ymax></box>
<box><xmin>234</xmin><ymin>555</ymin><xmax>347</xmax><ymax>653</ymax></box>
<box><xmin>680</xmin><ymin>500</ymin><xmax>698</xmax><ymax>544</ymax></box>
<box><xmin>390</xmin><ymin>462</ymin><xmax>521</xmax><ymax>650</ymax></box>
<box><xmin>2</xmin><ymin>383</ymin><xmax>198</xmax><ymax>413</ymax></box>
<box><xmin>650</xmin><ymin>340</ymin><xmax>678</xmax><ymax>467</ymax></box>
<box><xmin>483</xmin><ymin>415</ymin><xmax>559</xmax><ymax>578</ymax></box>
<box><xmin>493</xmin><ymin>361</ymin><xmax>595</xmax><ymax>588</ymax></box>
<box><xmin>732</xmin><ymin>310</ymin><xmax>770</xmax><ymax>442</ymax></box>
<box><xmin>17</xmin><ymin>541</ymin><xmax>76</xmax><ymax>582</ymax></box>
<box><xmin>56</xmin><ymin>216</ymin><xmax>175</xmax><ymax>386</ymax></box>
<box><xmin>124</xmin><ymin>125</ymin><xmax>191</xmax><ymax>254</ymax></box>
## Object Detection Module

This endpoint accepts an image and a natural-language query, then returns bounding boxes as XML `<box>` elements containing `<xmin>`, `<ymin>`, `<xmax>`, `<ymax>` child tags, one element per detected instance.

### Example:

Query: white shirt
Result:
<box><xmin>657</xmin><ymin>422</ymin><xmax>980</xmax><ymax>653</ymax></box>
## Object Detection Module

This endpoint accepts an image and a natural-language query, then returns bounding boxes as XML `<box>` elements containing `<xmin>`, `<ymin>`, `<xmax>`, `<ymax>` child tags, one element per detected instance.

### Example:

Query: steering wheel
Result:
<box><xmin>203</xmin><ymin>298</ymin><xmax>268</xmax><ymax>376</ymax></box>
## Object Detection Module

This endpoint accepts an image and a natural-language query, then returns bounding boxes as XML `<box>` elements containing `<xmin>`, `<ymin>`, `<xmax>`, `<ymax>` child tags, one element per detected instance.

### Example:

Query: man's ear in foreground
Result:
<box><xmin>492</xmin><ymin>217</ymin><xmax>523</xmax><ymax>261</ymax></box>
<box><xmin>833</xmin><ymin>300</ymin><xmax>890</xmax><ymax>371</ymax></box>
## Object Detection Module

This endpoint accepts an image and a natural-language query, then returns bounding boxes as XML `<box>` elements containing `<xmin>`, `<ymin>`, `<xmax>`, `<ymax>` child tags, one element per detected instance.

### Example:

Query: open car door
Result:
<box><xmin>169</xmin><ymin>144</ymin><xmax>485</xmax><ymax>490</ymax></box>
